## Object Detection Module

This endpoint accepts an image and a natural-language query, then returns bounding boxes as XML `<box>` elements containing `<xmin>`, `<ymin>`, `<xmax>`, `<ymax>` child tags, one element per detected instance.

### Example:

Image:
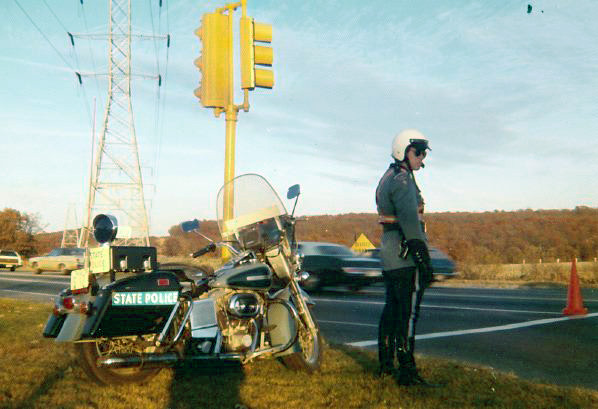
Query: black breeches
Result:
<box><xmin>378</xmin><ymin>267</ymin><xmax>425</xmax><ymax>368</ymax></box>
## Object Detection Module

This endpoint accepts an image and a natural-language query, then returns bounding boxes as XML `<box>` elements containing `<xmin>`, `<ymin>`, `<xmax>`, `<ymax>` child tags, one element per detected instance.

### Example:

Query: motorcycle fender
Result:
<box><xmin>55</xmin><ymin>313</ymin><xmax>87</xmax><ymax>343</ymax></box>
<box><xmin>269</xmin><ymin>286</ymin><xmax>315</xmax><ymax>356</ymax></box>
<box><xmin>268</xmin><ymin>302</ymin><xmax>298</xmax><ymax>357</ymax></box>
<box><xmin>42</xmin><ymin>313</ymin><xmax>67</xmax><ymax>338</ymax></box>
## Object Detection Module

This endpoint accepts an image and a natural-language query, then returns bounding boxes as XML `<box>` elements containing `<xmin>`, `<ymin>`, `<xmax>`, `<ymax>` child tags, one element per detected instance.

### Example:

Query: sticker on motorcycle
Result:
<box><xmin>112</xmin><ymin>291</ymin><xmax>178</xmax><ymax>306</ymax></box>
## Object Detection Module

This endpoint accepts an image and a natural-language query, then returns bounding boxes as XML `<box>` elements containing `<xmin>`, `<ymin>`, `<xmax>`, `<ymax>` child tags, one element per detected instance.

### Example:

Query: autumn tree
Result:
<box><xmin>0</xmin><ymin>208</ymin><xmax>41</xmax><ymax>257</ymax></box>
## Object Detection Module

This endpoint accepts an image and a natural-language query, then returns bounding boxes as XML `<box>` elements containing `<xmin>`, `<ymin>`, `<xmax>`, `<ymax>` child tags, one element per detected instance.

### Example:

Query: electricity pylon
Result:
<box><xmin>61</xmin><ymin>203</ymin><xmax>79</xmax><ymax>248</ymax></box>
<box><xmin>79</xmin><ymin>0</ymin><xmax>150</xmax><ymax>248</ymax></box>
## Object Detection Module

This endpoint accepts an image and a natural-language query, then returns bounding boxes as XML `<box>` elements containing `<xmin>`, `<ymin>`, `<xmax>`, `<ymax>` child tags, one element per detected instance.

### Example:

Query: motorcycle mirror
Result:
<box><xmin>287</xmin><ymin>184</ymin><xmax>301</xmax><ymax>217</ymax></box>
<box><xmin>92</xmin><ymin>214</ymin><xmax>118</xmax><ymax>244</ymax></box>
<box><xmin>287</xmin><ymin>184</ymin><xmax>300</xmax><ymax>200</ymax></box>
<box><xmin>181</xmin><ymin>219</ymin><xmax>201</xmax><ymax>233</ymax></box>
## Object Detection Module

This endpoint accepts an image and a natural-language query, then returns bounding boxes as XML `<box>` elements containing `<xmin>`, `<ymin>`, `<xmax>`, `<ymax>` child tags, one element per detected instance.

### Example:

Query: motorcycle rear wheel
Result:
<box><xmin>75</xmin><ymin>341</ymin><xmax>161</xmax><ymax>385</ymax></box>
<box><xmin>281</xmin><ymin>322</ymin><xmax>322</xmax><ymax>373</ymax></box>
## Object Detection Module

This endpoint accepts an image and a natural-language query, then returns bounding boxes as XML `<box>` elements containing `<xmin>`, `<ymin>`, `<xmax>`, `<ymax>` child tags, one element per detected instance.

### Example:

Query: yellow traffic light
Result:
<box><xmin>240</xmin><ymin>17</ymin><xmax>274</xmax><ymax>89</ymax></box>
<box><xmin>194</xmin><ymin>12</ymin><xmax>231</xmax><ymax>108</ymax></box>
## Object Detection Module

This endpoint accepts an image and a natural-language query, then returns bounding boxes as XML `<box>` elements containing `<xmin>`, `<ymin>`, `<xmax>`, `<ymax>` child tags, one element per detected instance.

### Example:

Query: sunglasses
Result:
<box><xmin>413</xmin><ymin>147</ymin><xmax>427</xmax><ymax>158</ymax></box>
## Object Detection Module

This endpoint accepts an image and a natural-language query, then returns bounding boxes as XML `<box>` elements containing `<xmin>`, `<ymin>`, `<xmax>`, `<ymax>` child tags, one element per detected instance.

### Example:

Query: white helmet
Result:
<box><xmin>391</xmin><ymin>128</ymin><xmax>431</xmax><ymax>161</ymax></box>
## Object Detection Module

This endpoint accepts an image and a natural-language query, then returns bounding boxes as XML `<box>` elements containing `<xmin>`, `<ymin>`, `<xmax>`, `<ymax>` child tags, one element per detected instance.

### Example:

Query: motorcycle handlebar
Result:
<box><xmin>191</xmin><ymin>243</ymin><xmax>216</xmax><ymax>258</ymax></box>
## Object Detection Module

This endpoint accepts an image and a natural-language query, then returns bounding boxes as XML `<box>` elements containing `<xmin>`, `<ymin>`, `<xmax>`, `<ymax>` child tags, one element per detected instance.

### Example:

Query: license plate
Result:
<box><xmin>70</xmin><ymin>269</ymin><xmax>89</xmax><ymax>291</ymax></box>
<box><xmin>112</xmin><ymin>291</ymin><xmax>178</xmax><ymax>306</ymax></box>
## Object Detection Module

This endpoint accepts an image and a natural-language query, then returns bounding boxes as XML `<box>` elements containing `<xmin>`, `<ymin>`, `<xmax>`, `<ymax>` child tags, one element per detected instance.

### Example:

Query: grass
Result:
<box><xmin>457</xmin><ymin>261</ymin><xmax>598</xmax><ymax>287</ymax></box>
<box><xmin>1</xmin><ymin>299</ymin><xmax>597</xmax><ymax>409</ymax></box>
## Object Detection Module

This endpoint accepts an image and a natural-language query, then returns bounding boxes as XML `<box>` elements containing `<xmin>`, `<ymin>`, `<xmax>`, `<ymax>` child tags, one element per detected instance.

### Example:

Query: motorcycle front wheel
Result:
<box><xmin>281</xmin><ymin>321</ymin><xmax>322</xmax><ymax>373</ymax></box>
<box><xmin>75</xmin><ymin>341</ymin><xmax>161</xmax><ymax>385</ymax></box>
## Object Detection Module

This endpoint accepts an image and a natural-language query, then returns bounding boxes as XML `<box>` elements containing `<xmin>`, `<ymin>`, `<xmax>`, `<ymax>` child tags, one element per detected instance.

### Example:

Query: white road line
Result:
<box><xmin>350</xmin><ymin>288</ymin><xmax>598</xmax><ymax>303</ymax></box>
<box><xmin>0</xmin><ymin>277</ymin><xmax>67</xmax><ymax>285</ymax></box>
<box><xmin>425</xmin><ymin>292</ymin><xmax>598</xmax><ymax>303</ymax></box>
<box><xmin>314</xmin><ymin>297</ymin><xmax>561</xmax><ymax>315</ymax></box>
<box><xmin>319</xmin><ymin>319</ymin><xmax>378</xmax><ymax>327</ymax></box>
<box><xmin>422</xmin><ymin>304</ymin><xmax>561</xmax><ymax>315</ymax></box>
<box><xmin>314</xmin><ymin>297</ymin><xmax>384</xmax><ymax>305</ymax></box>
<box><xmin>0</xmin><ymin>289</ymin><xmax>55</xmax><ymax>297</ymax></box>
<box><xmin>346</xmin><ymin>312</ymin><xmax>598</xmax><ymax>347</ymax></box>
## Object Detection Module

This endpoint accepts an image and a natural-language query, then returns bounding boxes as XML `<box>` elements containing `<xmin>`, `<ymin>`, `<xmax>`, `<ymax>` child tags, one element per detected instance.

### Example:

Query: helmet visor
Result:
<box><xmin>409</xmin><ymin>138</ymin><xmax>431</xmax><ymax>155</ymax></box>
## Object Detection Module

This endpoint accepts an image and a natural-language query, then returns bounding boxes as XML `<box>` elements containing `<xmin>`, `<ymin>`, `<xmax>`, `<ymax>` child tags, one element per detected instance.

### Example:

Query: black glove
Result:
<box><xmin>406</xmin><ymin>239</ymin><xmax>434</xmax><ymax>288</ymax></box>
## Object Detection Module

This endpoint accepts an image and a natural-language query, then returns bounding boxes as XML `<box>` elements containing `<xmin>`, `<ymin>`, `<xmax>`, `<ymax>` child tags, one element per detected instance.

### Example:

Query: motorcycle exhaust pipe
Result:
<box><xmin>98</xmin><ymin>353</ymin><xmax>179</xmax><ymax>369</ymax></box>
<box><xmin>98</xmin><ymin>352</ymin><xmax>246</xmax><ymax>369</ymax></box>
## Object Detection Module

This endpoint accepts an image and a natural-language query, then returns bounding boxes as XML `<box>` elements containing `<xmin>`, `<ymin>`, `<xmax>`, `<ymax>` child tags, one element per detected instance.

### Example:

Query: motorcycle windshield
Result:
<box><xmin>216</xmin><ymin>174</ymin><xmax>288</xmax><ymax>238</ymax></box>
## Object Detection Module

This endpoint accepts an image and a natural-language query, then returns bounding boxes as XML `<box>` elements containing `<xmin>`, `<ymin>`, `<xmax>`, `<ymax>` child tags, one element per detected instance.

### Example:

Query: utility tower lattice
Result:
<box><xmin>61</xmin><ymin>203</ymin><xmax>79</xmax><ymax>248</ymax></box>
<box><xmin>80</xmin><ymin>0</ymin><xmax>150</xmax><ymax>248</ymax></box>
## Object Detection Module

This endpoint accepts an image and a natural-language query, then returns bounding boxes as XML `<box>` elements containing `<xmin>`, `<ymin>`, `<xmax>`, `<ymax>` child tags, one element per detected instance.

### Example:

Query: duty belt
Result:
<box><xmin>378</xmin><ymin>215</ymin><xmax>399</xmax><ymax>224</ymax></box>
<box><xmin>378</xmin><ymin>215</ymin><xmax>401</xmax><ymax>232</ymax></box>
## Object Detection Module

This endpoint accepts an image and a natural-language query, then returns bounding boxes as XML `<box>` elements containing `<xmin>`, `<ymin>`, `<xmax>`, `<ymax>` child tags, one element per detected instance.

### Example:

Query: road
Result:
<box><xmin>312</xmin><ymin>285</ymin><xmax>598</xmax><ymax>390</ymax></box>
<box><xmin>1</xmin><ymin>270</ymin><xmax>597</xmax><ymax>389</ymax></box>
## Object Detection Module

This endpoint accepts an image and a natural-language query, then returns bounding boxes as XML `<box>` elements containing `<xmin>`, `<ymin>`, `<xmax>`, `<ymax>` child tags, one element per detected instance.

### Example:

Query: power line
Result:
<box><xmin>13</xmin><ymin>0</ymin><xmax>74</xmax><ymax>71</ymax></box>
<box><xmin>42</xmin><ymin>0</ymin><xmax>69</xmax><ymax>32</ymax></box>
<box><xmin>42</xmin><ymin>0</ymin><xmax>97</xmax><ymax>129</ymax></box>
<box><xmin>78</xmin><ymin>0</ymin><xmax>104</xmax><ymax>105</ymax></box>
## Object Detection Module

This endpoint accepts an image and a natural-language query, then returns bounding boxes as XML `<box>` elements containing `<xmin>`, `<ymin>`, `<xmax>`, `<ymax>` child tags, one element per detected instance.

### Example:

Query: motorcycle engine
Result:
<box><xmin>215</xmin><ymin>290</ymin><xmax>264</xmax><ymax>353</ymax></box>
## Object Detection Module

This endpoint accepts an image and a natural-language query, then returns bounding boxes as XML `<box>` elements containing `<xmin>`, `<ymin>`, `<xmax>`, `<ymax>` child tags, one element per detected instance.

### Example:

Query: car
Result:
<box><xmin>362</xmin><ymin>246</ymin><xmax>457</xmax><ymax>279</ymax></box>
<box><xmin>0</xmin><ymin>250</ymin><xmax>23</xmax><ymax>271</ymax></box>
<box><xmin>297</xmin><ymin>242</ymin><xmax>382</xmax><ymax>292</ymax></box>
<box><xmin>28</xmin><ymin>247</ymin><xmax>85</xmax><ymax>275</ymax></box>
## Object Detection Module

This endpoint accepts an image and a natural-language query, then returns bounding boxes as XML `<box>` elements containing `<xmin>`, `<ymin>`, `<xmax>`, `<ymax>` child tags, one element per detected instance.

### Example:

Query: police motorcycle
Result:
<box><xmin>43</xmin><ymin>173</ymin><xmax>322</xmax><ymax>385</ymax></box>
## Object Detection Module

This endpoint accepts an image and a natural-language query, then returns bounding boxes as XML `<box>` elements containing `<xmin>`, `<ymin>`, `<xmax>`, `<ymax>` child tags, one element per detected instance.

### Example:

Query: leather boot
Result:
<box><xmin>397</xmin><ymin>339</ymin><xmax>442</xmax><ymax>387</ymax></box>
<box><xmin>396</xmin><ymin>350</ymin><xmax>417</xmax><ymax>385</ymax></box>
<box><xmin>377</xmin><ymin>334</ymin><xmax>396</xmax><ymax>377</ymax></box>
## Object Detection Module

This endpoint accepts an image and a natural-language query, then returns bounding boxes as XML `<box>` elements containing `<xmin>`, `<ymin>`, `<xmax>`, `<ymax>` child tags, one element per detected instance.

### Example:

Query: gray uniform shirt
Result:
<box><xmin>376</xmin><ymin>163</ymin><xmax>427</xmax><ymax>271</ymax></box>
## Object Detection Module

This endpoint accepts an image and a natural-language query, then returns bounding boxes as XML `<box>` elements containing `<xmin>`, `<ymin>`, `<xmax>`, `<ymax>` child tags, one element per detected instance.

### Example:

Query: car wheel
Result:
<box><xmin>58</xmin><ymin>264</ymin><xmax>69</xmax><ymax>275</ymax></box>
<box><xmin>32</xmin><ymin>262</ymin><xmax>42</xmax><ymax>274</ymax></box>
<box><xmin>10</xmin><ymin>266</ymin><xmax>16</xmax><ymax>272</ymax></box>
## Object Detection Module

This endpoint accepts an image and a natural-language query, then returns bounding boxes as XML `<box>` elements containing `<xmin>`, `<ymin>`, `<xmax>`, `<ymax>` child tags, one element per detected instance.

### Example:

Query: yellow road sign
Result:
<box><xmin>351</xmin><ymin>233</ymin><xmax>375</xmax><ymax>252</ymax></box>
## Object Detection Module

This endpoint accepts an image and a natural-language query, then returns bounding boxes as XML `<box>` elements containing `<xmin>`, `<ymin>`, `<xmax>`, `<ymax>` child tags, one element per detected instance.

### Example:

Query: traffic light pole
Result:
<box><xmin>221</xmin><ymin>2</ymin><xmax>240</xmax><ymax>259</ymax></box>
<box><xmin>223</xmin><ymin>108</ymin><xmax>237</xmax><ymax>225</ymax></box>
<box><xmin>195</xmin><ymin>0</ymin><xmax>271</xmax><ymax>259</ymax></box>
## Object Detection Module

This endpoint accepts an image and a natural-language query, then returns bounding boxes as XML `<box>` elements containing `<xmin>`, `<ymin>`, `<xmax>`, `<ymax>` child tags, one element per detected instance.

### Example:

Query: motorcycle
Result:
<box><xmin>43</xmin><ymin>173</ymin><xmax>322</xmax><ymax>385</ymax></box>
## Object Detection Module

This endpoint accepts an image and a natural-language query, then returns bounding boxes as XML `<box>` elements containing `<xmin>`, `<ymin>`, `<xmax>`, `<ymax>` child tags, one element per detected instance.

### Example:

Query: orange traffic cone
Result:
<box><xmin>563</xmin><ymin>258</ymin><xmax>588</xmax><ymax>316</ymax></box>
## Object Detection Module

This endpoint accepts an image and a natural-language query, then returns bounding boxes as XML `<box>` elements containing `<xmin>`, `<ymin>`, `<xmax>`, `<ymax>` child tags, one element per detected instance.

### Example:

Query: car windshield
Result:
<box><xmin>47</xmin><ymin>248</ymin><xmax>84</xmax><ymax>256</ymax></box>
<box><xmin>0</xmin><ymin>250</ymin><xmax>17</xmax><ymax>256</ymax></box>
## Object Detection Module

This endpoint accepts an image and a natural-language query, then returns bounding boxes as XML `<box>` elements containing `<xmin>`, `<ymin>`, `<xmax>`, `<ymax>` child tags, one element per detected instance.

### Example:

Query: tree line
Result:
<box><xmin>3</xmin><ymin>206</ymin><xmax>597</xmax><ymax>265</ymax></box>
<box><xmin>160</xmin><ymin>206</ymin><xmax>598</xmax><ymax>264</ymax></box>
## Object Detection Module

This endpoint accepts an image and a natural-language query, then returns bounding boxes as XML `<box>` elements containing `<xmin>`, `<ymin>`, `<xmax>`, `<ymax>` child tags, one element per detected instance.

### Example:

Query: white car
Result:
<box><xmin>29</xmin><ymin>248</ymin><xmax>85</xmax><ymax>275</ymax></box>
<box><xmin>0</xmin><ymin>250</ymin><xmax>23</xmax><ymax>271</ymax></box>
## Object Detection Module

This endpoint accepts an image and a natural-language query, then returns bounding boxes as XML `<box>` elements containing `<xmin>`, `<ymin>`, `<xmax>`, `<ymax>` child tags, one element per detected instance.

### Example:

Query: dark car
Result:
<box><xmin>362</xmin><ymin>246</ymin><xmax>457</xmax><ymax>280</ymax></box>
<box><xmin>297</xmin><ymin>242</ymin><xmax>382</xmax><ymax>292</ymax></box>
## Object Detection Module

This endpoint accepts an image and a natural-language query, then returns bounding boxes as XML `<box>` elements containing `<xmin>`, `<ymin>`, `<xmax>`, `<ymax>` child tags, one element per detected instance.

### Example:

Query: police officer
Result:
<box><xmin>375</xmin><ymin>129</ymin><xmax>435</xmax><ymax>386</ymax></box>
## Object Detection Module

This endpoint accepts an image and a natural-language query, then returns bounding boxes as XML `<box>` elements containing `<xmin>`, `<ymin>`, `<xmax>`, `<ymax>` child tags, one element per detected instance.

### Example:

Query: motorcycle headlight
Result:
<box><xmin>228</xmin><ymin>293</ymin><xmax>261</xmax><ymax>318</ymax></box>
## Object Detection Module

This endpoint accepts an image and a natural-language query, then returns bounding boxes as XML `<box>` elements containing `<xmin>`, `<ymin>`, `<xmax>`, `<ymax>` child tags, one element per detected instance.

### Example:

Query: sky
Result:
<box><xmin>1</xmin><ymin>0</ymin><xmax>597</xmax><ymax>237</ymax></box>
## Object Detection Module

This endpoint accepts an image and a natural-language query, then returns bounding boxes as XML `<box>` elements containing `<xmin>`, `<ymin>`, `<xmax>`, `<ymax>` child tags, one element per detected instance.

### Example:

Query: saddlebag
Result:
<box><xmin>43</xmin><ymin>313</ymin><xmax>67</xmax><ymax>338</ymax></box>
<box><xmin>81</xmin><ymin>271</ymin><xmax>182</xmax><ymax>338</ymax></box>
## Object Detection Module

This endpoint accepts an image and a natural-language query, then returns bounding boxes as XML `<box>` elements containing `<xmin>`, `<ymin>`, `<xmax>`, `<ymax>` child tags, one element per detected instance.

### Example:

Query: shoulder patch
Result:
<box><xmin>393</xmin><ymin>168</ymin><xmax>410</xmax><ymax>185</ymax></box>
